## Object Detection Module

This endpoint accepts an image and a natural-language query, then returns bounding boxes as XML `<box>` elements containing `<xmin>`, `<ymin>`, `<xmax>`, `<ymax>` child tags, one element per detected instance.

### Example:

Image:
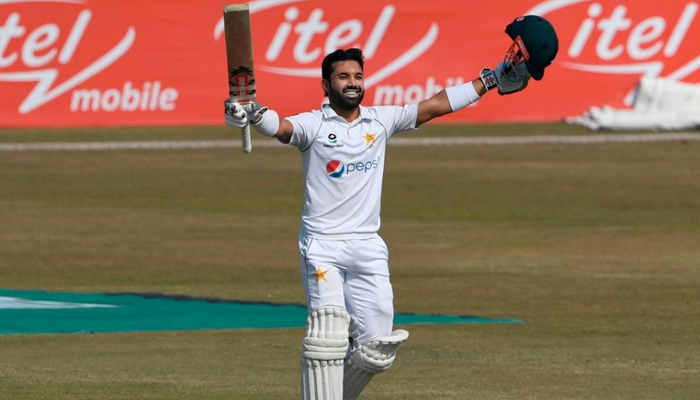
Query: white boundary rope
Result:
<box><xmin>1</xmin><ymin>133</ymin><xmax>699</xmax><ymax>152</ymax></box>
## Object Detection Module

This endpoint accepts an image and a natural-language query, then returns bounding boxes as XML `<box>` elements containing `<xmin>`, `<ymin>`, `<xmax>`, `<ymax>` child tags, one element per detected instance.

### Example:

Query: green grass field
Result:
<box><xmin>1</xmin><ymin>124</ymin><xmax>699</xmax><ymax>399</ymax></box>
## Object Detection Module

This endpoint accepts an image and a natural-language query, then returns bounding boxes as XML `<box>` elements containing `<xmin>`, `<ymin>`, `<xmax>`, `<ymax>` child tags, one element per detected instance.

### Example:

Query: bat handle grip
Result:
<box><xmin>241</xmin><ymin>124</ymin><xmax>252</xmax><ymax>154</ymax></box>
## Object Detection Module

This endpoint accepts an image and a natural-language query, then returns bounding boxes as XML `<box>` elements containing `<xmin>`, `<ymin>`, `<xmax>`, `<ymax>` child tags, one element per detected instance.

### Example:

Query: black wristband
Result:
<box><xmin>480</xmin><ymin>68</ymin><xmax>498</xmax><ymax>92</ymax></box>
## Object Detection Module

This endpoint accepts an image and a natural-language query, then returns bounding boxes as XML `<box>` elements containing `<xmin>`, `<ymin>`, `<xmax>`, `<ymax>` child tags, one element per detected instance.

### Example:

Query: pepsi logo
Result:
<box><xmin>326</xmin><ymin>160</ymin><xmax>345</xmax><ymax>178</ymax></box>
<box><xmin>325</xmin><ymin>157</ymin><xmax>381</xmax><ymax>178</ymax></box>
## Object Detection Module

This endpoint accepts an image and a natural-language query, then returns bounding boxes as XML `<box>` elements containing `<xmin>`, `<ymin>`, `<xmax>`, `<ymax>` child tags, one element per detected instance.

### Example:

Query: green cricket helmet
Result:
<box><xmin>505</xmin><ymin>15</ymin><xmax>558</xmax><ymax>81</ymax></box>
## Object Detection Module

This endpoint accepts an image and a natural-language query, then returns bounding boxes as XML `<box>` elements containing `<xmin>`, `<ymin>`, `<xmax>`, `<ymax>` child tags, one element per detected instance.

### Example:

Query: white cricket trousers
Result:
<box><xmin>299</xmin><ymin>234</ymin><xmax>394</xmax><ymax>345</ymax></box>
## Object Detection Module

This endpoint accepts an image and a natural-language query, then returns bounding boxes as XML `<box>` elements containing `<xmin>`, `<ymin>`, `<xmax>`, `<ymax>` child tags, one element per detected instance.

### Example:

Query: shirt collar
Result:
<box><xmin>322</xmin><ymin>104</ymin><xmax>372</xmax><ymax>123</ymax></box>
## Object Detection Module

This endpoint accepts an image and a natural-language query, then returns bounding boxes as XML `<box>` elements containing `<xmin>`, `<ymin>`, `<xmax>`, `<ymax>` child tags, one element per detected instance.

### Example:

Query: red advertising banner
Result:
<box><xmin>1</xmin><ymin>0</ymin><xmax>699</xmax><ymax>127</ymax></box>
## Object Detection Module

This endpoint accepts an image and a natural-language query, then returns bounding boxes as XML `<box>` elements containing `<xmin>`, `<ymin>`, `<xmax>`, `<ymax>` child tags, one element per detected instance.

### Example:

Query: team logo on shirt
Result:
<box><xmin>326</xmin><ymin>160</ymin><xmax>345</xmax><ymax>178</ymax></box>
<box><xmin>313</xmin><ymin>267</ymin><xmax>329</xmax><ymax>282</ymax></box>
<box><xmin>363</xmin><ymin>133</ymin><xmax>377</xmax><ymax>147</ymax></box>
<box><xmin>324</xmin><ymin>133</ymin><xmax>344</xmax><ymax>149</ymax></box>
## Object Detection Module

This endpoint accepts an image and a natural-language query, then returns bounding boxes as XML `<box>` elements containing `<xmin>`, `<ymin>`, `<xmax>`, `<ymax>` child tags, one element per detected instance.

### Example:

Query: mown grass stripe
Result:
<box><xmin>1</xmin><ymin>133</ymin><xmax>699</xmax><ymax>152</ymax></box>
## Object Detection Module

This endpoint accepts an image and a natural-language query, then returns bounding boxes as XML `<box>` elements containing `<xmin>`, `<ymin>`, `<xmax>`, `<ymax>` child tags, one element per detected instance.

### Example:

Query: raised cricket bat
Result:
<box><xmin>223</xmin><ymin>4</ymin><xmax>255</xmax><ymax>154</ymax></box>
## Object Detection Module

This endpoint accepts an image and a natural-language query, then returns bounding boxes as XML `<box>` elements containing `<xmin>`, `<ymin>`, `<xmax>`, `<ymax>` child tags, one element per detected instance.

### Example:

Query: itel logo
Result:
<box><xmin>0</xmin><ymin>0</ymin><xmax>176</xmax><ymax>114</ymax></box>
<box><xmin>0</xmin><ymin>1</ymin><xmax>133</xmax><ymax>113</ymax></box>
<box><xmin>529</xmin><ymin>0</ymin><xmax>700</xmax><ymax>103</ymax></box>
<box><xmin>214</xmin><ymin>0</ymin><xmax>439</xmax><ymax>89</ymax></box>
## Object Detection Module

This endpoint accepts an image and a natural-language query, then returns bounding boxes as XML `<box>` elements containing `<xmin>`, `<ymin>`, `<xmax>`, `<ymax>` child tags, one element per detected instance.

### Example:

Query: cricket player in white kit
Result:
<box><xmin>225</xmin><ymin>16</ymin><xmax>558</xmax><ymax>400</ymax></box>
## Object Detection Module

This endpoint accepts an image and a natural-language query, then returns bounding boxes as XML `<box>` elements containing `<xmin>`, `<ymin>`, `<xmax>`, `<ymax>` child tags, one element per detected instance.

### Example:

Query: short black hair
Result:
<box><xmin>321</xmin><ymin>48</ymin><xmax>364</xmax><ymax>80</ymax></box>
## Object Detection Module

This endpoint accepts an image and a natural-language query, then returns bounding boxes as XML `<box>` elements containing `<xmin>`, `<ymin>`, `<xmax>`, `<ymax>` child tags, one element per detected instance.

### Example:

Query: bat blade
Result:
<box><xmin>223</xmin><ymin>4</ymin><xmax>255</xmax><ymax>154</ymax></box>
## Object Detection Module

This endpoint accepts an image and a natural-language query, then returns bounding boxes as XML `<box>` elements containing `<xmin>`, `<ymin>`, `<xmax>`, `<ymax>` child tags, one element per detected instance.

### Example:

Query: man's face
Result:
<box><xmin>323</xmin><ymin>60</ymin><xmax>365</xmax><ymax>111</ymax></box>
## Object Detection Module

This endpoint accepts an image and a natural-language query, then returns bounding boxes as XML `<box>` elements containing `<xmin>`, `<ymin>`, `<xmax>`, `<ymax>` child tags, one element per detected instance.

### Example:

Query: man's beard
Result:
<box><xmin>328</xmin><ymin>85</ymin><xmax>364</xmax><ymax>110</ymax></box>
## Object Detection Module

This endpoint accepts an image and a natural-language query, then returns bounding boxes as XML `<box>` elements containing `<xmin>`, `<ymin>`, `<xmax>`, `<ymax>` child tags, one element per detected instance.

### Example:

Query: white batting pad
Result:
<box><xmin>301</xmin><ymin>308</ymin><xmax>351</xmax><ymax>400</ymax></box>
<box><xmin>343</xmin><ymin>329</ymin><xmax>409</xmax><ymax>400</ymax></box>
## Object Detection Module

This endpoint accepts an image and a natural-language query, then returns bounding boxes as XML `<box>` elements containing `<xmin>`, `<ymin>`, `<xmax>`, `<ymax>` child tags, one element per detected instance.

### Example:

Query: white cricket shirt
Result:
<box><xmin>286</xmin><ymin>103</ymin><xmax>418</xmax><ymax>239</ymax></box>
